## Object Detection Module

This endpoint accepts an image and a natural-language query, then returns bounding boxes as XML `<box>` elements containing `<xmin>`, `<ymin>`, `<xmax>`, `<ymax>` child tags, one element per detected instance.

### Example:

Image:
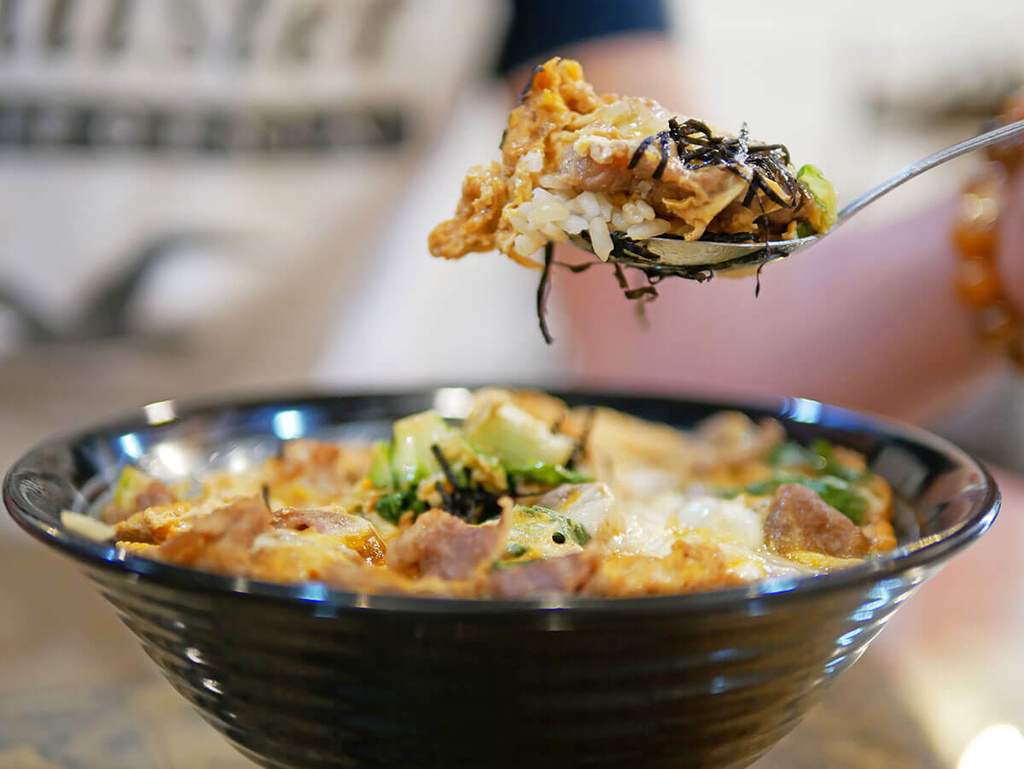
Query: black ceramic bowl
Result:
<box><xmin>3</xmin><ymin>389</ymin><xmax>998</xmax><ymax>769</ymax></box>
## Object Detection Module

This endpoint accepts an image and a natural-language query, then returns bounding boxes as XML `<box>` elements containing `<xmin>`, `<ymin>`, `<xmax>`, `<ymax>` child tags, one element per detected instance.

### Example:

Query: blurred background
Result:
<box><xmin>1</xmin><ymin>0</ymin><xmax>1024</xmax><ymax>766</ymax></box>
<box><xmin>0</xmin><ymin>0</ymin><xmax>1023</xmax><ymax>466</ymax></box>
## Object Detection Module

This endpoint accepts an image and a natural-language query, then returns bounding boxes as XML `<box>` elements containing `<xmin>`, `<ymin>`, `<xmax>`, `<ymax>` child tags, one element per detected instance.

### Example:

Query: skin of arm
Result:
<box><xmin>509</xmin><ymin>37</ymin><xmax>1024</xmax><ymax>424</ymax></box>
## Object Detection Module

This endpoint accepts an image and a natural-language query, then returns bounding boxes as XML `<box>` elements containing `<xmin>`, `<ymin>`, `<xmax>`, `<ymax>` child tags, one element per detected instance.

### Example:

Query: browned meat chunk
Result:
<box><xmin>693</xmin><ymin>413</ymin><xmax>785</xmax><ymax>471</ymax></box>
<box><xmin>114</xmin><ymin>503</ymin><xmax>196</xmax><ymax>544</ymax></box>
<box><xmin>274</xmin><ymin>508</ymin><xmax>362</xmax><ymax>535</ymax></box>
<box><xmin>272</xmin><ymin>508</ymin><xmax>386</xmax><ymax>565</ymax></box>
<box><xmin>765</xmin><ymin>484</ymin><xmax>869</xmax><ymax>558</ymax></box>
<box><xmin>103</xmin><ymin>477</ymin><xmax>179</xmax><ymax>525</ymax></box>
<box><xmin>274</xmin><ymin>440</ymin><xmax>372</xmax><ymax>495</ymax></box>
<box><xmin>157</xmin><ymin>495</ymin><xmax>271</xmax><ymax>576</ymax></box>
<box><xmin>486</xmin><ymin>551</ymin><xmax>600</xmax><ymax>599</ymax></box>
<box><xmin>388</xmin><ymin>510</ymin><xmax>507</xmax><ymax>581</ymax></box>
<box><xmin>428</xmin><ymin>163</ymin><xmax>510</xmax><ymax>262</ymax></box>
<box><xmin>134</xmin><ymin>480</ymin><xmax>177</xmax><ymax>510</ymax></box>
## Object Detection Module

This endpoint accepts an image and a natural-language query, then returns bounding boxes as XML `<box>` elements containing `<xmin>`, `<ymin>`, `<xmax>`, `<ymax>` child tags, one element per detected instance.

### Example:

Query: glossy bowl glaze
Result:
<box><xmin>3</xmin><ymin>389</ymin><xmax>998</xmax><ymax>769</ymax></box>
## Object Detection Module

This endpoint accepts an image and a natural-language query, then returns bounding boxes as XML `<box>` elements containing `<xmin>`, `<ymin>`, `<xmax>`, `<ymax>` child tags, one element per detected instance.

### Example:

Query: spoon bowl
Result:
<box><xmin>568</xmin><ymin>232</ymin><xmax>817</xmax><ymax>275</ymax></box>
<box><xmin>581</xmin><ymin>118</ymin><xmax>1024</xmax><ymax>275</ymax></box>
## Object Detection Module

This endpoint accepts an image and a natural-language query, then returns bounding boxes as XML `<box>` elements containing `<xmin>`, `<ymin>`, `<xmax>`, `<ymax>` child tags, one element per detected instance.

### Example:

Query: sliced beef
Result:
<box><xmin>274</xmin><ymin>508</ymin><xmax>364</xmax><ymax>536</ymax></box>
<box><xmin>764</xmin><ymin>484</ymin><xmax>869</xmax><ymax>558</ymax></box>
<box><xmin>114</xmin><ymin>505</ymin><xmax>195</xmax><ymax>544</ymax></box>
<box><xmin>387</xmin><ymin>509</ymin><xmax>507</xmax><ymax>581</ymax></box>
<box><xmin>535</xmin><ymin>483</ymin><xmax>618</xmax><ymax>536</ymax></box>
<box><xmin>157</xmin><ymin>495</ymin><xmax>271</xmax><ymax>576</ymax></box>
<box><xmin>102</xmin><ymin>479</ymin><xmax>178</xmax><ymax>524</ymax></box>
<box><xmin>272</xmin><ymin>508</ymin><xmax>386</xmax><ymax>565</ymax></box>
<box><xmin>694</xmin><ymin>413</ymin><xmax>785</xmax><ymax>471</ymax></box>
<box><xmin>276</xmin><ymin>440</ymin><xmax>372</xmax><ymax>494</ymax></box>
<box><xmin>134</xmin><ymin>480</ymin><xmax>177</xmax><ymax>511</ymax></box>
<box><xmin>486</xmin><ymin>550</ymin><xmax>600</xmax><ymax>599</ymax></box>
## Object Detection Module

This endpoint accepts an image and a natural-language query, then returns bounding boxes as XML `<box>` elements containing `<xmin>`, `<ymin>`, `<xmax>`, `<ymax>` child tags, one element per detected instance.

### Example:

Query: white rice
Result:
<box><xmin>588</xmin><ymin>217</ymin><xmax>613</xmax><ymax>261</ymax></box>
<box><xmin>507</xmin><ymin>186</ymin><xmax>672</xmax><ymax>260</ymax></box>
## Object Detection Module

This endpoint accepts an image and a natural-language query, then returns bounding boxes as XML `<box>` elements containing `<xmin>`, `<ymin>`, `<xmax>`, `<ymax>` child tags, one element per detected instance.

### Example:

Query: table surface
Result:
<box><xmin>1</xmin><ymin>345</ymin><xmax>1022</xmax><ymax>768</ymax></box>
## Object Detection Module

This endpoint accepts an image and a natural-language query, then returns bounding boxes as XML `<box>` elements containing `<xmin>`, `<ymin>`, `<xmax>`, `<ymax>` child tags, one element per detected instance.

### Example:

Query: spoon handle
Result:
<box><xmin>837</xmin><ymin>118</ymin><xmax>1024</xmax><ymax>225</ymax></box>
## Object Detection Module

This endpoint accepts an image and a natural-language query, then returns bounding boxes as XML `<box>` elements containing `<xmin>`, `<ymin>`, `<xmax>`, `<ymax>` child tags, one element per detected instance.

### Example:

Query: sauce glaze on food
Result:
<box><xmin>429</xmin><ymin>57</ymin><xmax>837</xmax><ymax>266</ymax></box>
<box><xmin>91</xmin><ymin>389</ymin><xmax>896</xmax><ymax>599</ymax></box>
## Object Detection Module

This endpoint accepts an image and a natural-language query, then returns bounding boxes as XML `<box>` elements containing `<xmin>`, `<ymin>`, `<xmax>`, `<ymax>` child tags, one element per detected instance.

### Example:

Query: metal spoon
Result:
<box><xmin>568</xmin><ymin>118</ymin><xmax>1024</xmax><ymax>276</ymax></box>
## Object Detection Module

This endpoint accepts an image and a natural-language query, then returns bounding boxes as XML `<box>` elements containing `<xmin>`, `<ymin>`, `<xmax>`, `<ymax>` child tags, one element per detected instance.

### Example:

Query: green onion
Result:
<box><xmin>505</xmin><ymin>543</ymin><xmax>529</xmax><ymax>559</ymax></box>
<box><xmin>740</xmin><ymin>472</ymin><xmax>867</xmax><ymax>524</ymax></box>
<box><xmin>375</xmin><ymin>490</ymin><xmax>427</xmax><ymax>525</ymax></box>
<box><xmin>506</xmin><ymin>463</ymin><xmax>593</xmax><ymax>486</ymax></box>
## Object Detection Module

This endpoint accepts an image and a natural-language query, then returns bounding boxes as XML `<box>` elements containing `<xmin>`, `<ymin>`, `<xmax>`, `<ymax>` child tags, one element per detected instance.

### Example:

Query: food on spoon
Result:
<box><xmin>428</xmin><ymin>57</ymin><xmax>837</xmax><ymax>268</ymax></box>
<box><xmin>94</xmin><ymin>389</ymin><xmax>896</xmax><ymax>599</ymax></box>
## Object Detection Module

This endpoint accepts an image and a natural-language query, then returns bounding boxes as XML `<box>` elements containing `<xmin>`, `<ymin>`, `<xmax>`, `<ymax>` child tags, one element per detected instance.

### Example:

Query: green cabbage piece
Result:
<box><xmin>797</xmin><ymin>164</ymin><xmax>838</xmax><ymax>233</ymax></box>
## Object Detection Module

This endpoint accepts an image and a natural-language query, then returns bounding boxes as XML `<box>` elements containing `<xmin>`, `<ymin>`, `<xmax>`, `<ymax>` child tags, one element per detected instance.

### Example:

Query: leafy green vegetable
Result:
<box><xmin>506</xmin><ymin>462</ymin><xmax>593</xmax><ymax>486</ymax></box>
<box><xmin>797</xmin><ymin>164</ymin><xmax>838</xmax><ymax>232</ymax></box>
<box><xmin>465</xmin><ymin>402</ymin><xmax>575</xmax><ymax>468</ymax></box>
<box><xmin>769</xmin><ymin>440</ymin><xmax>870</xmax><ymax>484</ymax></box>
<box><xmin>368</xmin><ymin>440</ymin><xmax>394</xmax><ymax>489</ymax></box>
<box><xmin>769</xmin><ymin>441</ymin><xmax>824</xmax><ymax>470</ymax></box>
<box><xmin>810</xmin><ymin>440</ymin><xmax>870</xmax><ymax>483</ymax></box>
<box><xmin>505</xmin><ymin>543</ymin><xmax>529</xmax><ymax>559</ymax></box>
<box><xmin>520</xmin><ymin>505</ymin><xmax>590</xmax><ymax>546</ymax></box>
<box><xmin>375</xmin><ymin>490</ymin><xmax>427</xmax><ymax>525</ymax></box>
<box><xmin>111</xmin><ymin>466</ymin><xmax>152</xmax><ymax>509</ymax></box>
<box><xmin>390</xmin><ymin>411</ymin><xmax>452</xmax><ymax>488</ymax></box>
<box><xmin>814</xmin><ymin>482</ymin><xmax>867</xmax><ymax>524</ymax></box>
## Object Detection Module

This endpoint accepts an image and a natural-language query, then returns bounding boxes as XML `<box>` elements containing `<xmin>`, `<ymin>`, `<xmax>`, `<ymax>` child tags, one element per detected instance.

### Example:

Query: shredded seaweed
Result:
<box><xmin>537</xmin><ymin>241</ymin><xmax>555</xmax><ymax>344</ymax></box>
<box><xmin>532</xmin><ymin>252</ymin><xmax>669</xmax><ymax>342</ymax></box>
<box><xmin>755</xmin><ymin>260</ymin><xmax>766</xmax><ymax>298</ymax></box>
<box><xmin>529</xmin><ymin>119</ymin><xmax>801</xmax><ymax>341</ymax></box>
<box><xmin>519</xmin><ymin>62</ymin><xmax>546</xmax><ymax>102</ymax></box>
<box><xmin>565</xmin><ymin>407</ymin><xmax>596</xmax><ymax>471</ymax></box>
<box><xmin>628</xmin><ymin>117</ymin><xmax>803</xmax><ymax>240</ymax></box>
<box><xmin>430</xmin><ymin>444</ymin><xmax>505</xmax><ymax>524</ymax></box>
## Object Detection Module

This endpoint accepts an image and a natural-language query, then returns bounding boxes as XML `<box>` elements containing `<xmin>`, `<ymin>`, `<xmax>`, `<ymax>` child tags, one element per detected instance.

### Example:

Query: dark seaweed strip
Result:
<box><xmin>700</xmin><ymin>232</ymin><xmax>761</xmax><ymax>244</ymax></box>
<box><xmin>432</xmin><ymin>444</ymin><xmax>462</xmax><ymax>494</ymax></box>
<box><xmin>652</xmin><ymin>134</ymin><xmax>672</xmax><ymax>179</ymax></box>
<box><xmin>624</xmin><ymin>285</ymin><xmax>658</xmax><ymax>301</ymax></box>
<box><xmin>555</xmin><ymin>260</ymin><xmax>600</xmax><ymax>273</ymax></box>
<box><xmin>628</xmin><ymin>135</ymin><xmax>655</xmax><ymax>170</ymax></box>
<box><xmin>518</xmin><ymin>63</ymin><xmax>545</xmax><ymax>102</ymax></box>
<box><xmin>753</xmin><ymin>182</ymin><xmax>770</xmax><ymax>281</ymax></box>
<box><xmin>755</xmin><ymin>260</ymin><xmax>766</xmax><ymax>298</ymax></box>
<box><xmin>565</xmin><ymin>408</ymin><xmax>596</xmax><ymax>470</ymax></box>
<box><xmin>612</xmin><ymin>263</ymin><xmax>630</xmax><ymax>291</ymax></box>
<box><xmin>430</xmin><ymin>444</ymin><xmax>504</xmax><ymax>524</ymax></box>
<box><xmin>741</xmin><ymin>173</ymin><xmax>761</xmax><ymax>207</ymax></box>
<box><xmin>629</xmin><ymin>117</ymin><xmax>804</xmax><ymax>231</ymax></box>
<box><xmin>536</xmin><ymin>241</ymin><xmax>555</xmax><ymax>345</ymax></box>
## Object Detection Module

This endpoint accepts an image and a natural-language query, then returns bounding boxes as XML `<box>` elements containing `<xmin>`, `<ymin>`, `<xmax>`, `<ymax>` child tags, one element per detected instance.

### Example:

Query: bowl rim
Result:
<box><xmin>2</xmin><ymin>387</ymin><xmax>1000</xmax><ymax>615</ymax></box>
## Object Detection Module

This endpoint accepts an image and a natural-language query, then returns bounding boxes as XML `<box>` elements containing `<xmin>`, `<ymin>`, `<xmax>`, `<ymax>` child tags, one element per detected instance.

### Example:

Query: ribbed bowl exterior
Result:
<box><xmin>84</xmin><ymin>564</ymin><xmax>929</xmax><ymax>769</ymax></box>
<box><xmin>4</xmin><ymin>390</ymin><xmax>998</xmax><ymax>769</ymax></box>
